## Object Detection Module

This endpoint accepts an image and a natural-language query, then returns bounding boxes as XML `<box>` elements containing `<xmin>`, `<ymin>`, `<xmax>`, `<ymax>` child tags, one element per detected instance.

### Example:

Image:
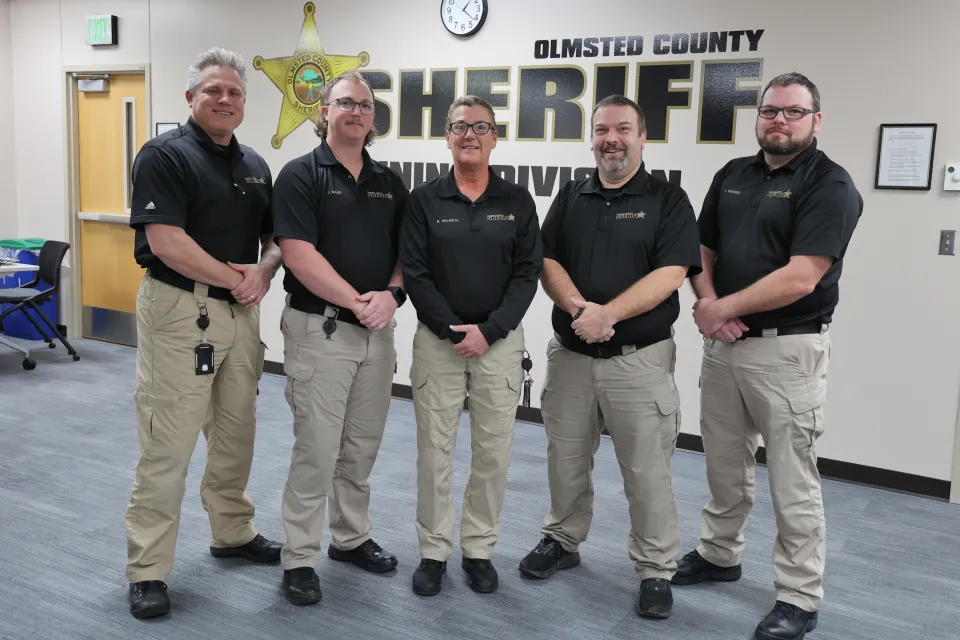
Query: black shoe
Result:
<box><xmin>461</xmin><ymin>557</ymin><xmax>498</xmax><ymax>593</ymax></box>
<box><xmin>636</xmin><ymin>578</ymin><xmax>673</xmax><ymax>619</ymax></box>
<box><xmin>755</xmin><ymin>601</ymin><xmax>819</xmax><ymax>640</ymax></box>
<box><xmin>210</xmin><ymin>534</ymin><xmax>282</xmax><ymax>564</ymax></box>
<box><xmin>129</xmin><ymin>581</ymin><xmax>169</xmax><ymax>619</ymax></box>
<box><xmin>328</xmin><ymin>539</ymin><xmax>398</xmax><ymax>574</ymax></box>
<box><xmin>518</xmin><ymin>535</ymin><xmax>581</xmax><ymax>579</ymax></box>
<box><xmin>671</xmin><ymin>549</ymin><xmax>742</xmax><ymax>585</ymax></box>
<box><xmin>282</xmin><ymin>567</ymin><xmax>322</xmax><ymax>606</ymax></box>
<box><xmin>412</xmin><ymin>559</ymin><xmax>446</xmax><ymax>596</ymax></box>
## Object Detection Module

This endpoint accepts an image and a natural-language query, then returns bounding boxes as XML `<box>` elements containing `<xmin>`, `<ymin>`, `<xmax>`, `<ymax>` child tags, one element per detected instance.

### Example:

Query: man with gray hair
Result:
<box><xmin>271</xmin><ymin>69</ymin><xmax>408</xmax><ymax>606</ymax></box>
<box><xmin>125</xmin><ymin>46</ymin><xmax>283</xmax><ymax>620</ymax></box>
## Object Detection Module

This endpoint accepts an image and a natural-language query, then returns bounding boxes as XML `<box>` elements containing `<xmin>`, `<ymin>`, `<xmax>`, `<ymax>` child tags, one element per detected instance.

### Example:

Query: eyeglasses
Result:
<box><xmin>326</xmin><ymin>98</ymin><xmax>375</xmax><ymax>115</ymax></box>
<box><xmin>449</xmin><ymin>121</ymin><xmax>494</xmax><ymax>135</ymax></box>
<box><xmin>757</xmin><ymin>106</ymin><xmax>817</xmax><ymax>120</ymax></box>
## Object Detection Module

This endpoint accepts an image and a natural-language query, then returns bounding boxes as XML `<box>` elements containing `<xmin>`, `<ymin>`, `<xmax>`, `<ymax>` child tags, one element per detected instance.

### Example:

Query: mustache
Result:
<box><xmin>601</xmin><ymin>144</ymin><xmax>626</xmax><ymax>152</ymax></box>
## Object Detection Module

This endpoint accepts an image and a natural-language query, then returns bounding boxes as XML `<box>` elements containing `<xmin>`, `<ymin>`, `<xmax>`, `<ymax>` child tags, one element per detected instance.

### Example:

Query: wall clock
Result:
<box><xmin>441</xmin><ymin>0</ymin><xmax>487</xmax><ymax>37</ymax></box>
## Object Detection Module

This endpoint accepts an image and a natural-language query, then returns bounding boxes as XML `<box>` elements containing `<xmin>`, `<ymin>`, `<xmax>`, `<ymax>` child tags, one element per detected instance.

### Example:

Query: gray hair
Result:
<box><xmin>445</xmin><ymin>95</ymin><xmax>496</xmax><ymax>128</ymax></box>
<box><xmin>187</xmin><ymin>47</ymin><xmax>247</xmax><ymax>95</ymax></box>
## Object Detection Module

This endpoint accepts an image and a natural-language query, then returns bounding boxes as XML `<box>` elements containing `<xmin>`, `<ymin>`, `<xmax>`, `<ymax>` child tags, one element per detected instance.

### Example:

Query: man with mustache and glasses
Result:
<box><xmin>270</xmin><ymin>70</ymin><xmax>408</xmax><ymax>606</ymax></box>
<box><xmin>400</xmin><ymin>95</ymin><xmax>542</xmax><ymax>596</ymax></box>
<box><xmin>518</xmin><ymin>95</ymin><xmax>701</xmax><ymax>620</ymax></box>
<box><xmin>675</xmin><ymin>73</ymin><xmax>863</xmax><ymax>640</ymax></box>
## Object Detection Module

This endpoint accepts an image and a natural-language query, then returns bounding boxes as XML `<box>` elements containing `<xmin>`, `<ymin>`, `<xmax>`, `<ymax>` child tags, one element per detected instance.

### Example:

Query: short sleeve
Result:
<box><xmin>790</xmin><ymin>171</ymin><xmax>863</xmax><ymax>259</ymax></box>
<box><xmin>271</xmin><ymin>159</ymin><xmax>318</xmax><ymax>245</ymax></box>
<box><xmin>258</xmin><ymin>163</ymin><xmax>274</xmax><ymax>236</ymax></box>
<box><xmin>540</xmin><ymin>181</ymin><xmax>573</xmax><ymax>262</ymax></box>
<box><xmin>697</xmin><ymin>163</ymin><xmax>728</xmax><ymax>251</ymax></box>
<box><xmin>653</xmin><ymin>185</ymin><xmax>703</xmax><ymax>277</ymax></box>
<box><xmin>129</xmin><ymin>146</ymin><xmax>190</xmax><ymax>230</ymax></box>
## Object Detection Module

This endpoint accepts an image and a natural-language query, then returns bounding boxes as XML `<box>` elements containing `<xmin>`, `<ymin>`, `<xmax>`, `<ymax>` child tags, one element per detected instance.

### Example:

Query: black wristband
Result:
<box><xmin>573</xmin><ymin>308</ymin><xmax>584</xmax><ymax>320</ymax></box>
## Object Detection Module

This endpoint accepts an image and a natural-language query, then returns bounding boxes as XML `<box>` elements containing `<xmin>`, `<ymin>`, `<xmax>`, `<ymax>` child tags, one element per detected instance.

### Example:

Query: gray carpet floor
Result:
<box><xmin>0</xmin><ymin>338</ymin><xmax>958</xmax><ymax>640</ymax></box>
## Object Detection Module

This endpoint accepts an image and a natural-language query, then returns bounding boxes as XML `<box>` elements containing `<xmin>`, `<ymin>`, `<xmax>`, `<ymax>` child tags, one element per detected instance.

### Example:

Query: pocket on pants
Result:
<box><xmin>655</xmin><ymin>386</ymin><xmax>681</xmax><ymax>452</ymax></box>
<box><xmin>283</xmin><ymin>354</ymin><xmax>316</xmax><ymax>417</ymax></box>
<box><xmin>788</xmin><ymin>385</ymin><xmax>825</xmax><ymax>453</ymax></box>
<box><xmin>255</xmin><ymin>341</ymin><xmax>266</xmax><ymax>380</ymax></box>
<box><xmin>135</xmin><ymin>388</ymin><xmax>186</xmax><ymax>453</ymax></box>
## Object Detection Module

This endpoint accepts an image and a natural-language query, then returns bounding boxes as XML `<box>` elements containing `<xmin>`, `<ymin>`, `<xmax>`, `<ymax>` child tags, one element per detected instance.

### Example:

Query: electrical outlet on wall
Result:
<box><xmin>939</xmin><ymin>230</ymin><xmax>956</xmax><ymax>255</ymax></box>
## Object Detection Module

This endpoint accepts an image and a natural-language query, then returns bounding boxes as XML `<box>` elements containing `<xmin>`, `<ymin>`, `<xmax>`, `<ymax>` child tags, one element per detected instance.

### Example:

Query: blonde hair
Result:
<box><xmin>314</xmin><ymin>70</ymin><xmax>378</xmax><ymax>147</ymax></box>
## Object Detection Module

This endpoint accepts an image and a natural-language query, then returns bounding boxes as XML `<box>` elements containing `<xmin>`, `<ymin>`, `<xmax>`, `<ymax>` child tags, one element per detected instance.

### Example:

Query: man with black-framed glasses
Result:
<box><xmin>675</xmin><ymin>72</ymin><xmax>863</xmax><ymax>640</ymax></box>
<box><xmin>399</xmin><ymin>95</ymin><xmax>542</xmax><ymax>596</ymax></box>
<box><xmin>270</xmin><ymin>69</ymin><xmax>408</xmax><ymax>606</ymax></box>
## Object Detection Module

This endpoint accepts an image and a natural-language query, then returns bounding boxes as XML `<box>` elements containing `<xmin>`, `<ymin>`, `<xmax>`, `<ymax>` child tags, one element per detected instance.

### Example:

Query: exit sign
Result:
<box><xmin>85</xmin><ymin>15</ymin><xmax>118</xmax><ymax>46</ymax></box>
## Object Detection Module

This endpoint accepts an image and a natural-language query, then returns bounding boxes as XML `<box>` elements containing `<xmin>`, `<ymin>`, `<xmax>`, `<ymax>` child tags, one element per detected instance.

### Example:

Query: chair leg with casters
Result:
<box><xmin>27</xmin><ymin>300</ymin><xmax>78</xmax><ymax>361</ymax></box>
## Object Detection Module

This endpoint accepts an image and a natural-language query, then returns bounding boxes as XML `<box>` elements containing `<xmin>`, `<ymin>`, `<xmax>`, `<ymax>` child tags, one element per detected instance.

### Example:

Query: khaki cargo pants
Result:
<box><xmin>697</xmin><ymin>327</ymin><xmax>830</xmax><ymax>612</ymax></box>
<box><xmin>279</xmin><ymin>303</ymin><xmax>397</xmax><ymax>570</ymax></box>
<box><xmin>540</xmin><ymin>335</ymin><xmax>682</xmax><ymax>580</ymax></box>
<box><xmin>126</xmin><ymin>275</ymin><xmax>265</xmax><ymax>582</ymax></box>
<box><xmin>411</xmin><ymin>322</ymin><xmax>525</xmax><ymax>561</ymax></box>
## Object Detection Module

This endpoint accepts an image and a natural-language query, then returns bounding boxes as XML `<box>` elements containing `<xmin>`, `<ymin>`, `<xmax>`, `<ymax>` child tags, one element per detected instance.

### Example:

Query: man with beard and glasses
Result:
<box><xmin>674</xmin><ymin>72</ymin><xmax>862</xmax><ymax>640</ymax></box>
<box><xmin>517</xmin><ymin>95</ymin><xmax>701</xmax><ymax>620</ymax></box>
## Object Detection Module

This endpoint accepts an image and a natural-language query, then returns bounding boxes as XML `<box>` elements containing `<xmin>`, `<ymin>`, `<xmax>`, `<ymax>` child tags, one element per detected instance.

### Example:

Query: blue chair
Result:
<box><xmin>0</xmin><ymin>240</ymin><xmax>79</xmax><ymax>369</ymax></box>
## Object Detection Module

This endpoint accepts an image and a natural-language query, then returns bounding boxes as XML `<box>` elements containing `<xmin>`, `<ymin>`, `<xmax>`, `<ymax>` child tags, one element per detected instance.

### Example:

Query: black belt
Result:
<box><xmin>147</xmin><ymin>268</ymin><xmax>235</xmax><ymax>303</ymax></box>
<box><xmin>557</xmin><ymin>330</ymin><xmax>671</xmax><ymax>359</ymax></box>
<box><xmin>288</xmin><ymin>294</ymin><xmax>362</xmax><ymax>326</ymax></box>
<box><xmin>737</xmin><ymin>322</ymin><xmax>824</xmax><ymax>340</ymax></box>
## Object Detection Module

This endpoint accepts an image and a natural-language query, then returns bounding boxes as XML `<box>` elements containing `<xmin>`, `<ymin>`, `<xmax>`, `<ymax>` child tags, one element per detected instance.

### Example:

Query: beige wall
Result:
<box><xmin>0</xmin><ymin>0</ymin><xmax>16</xmax><ymax>241</ymax></box>
<box><xmin>6</xmin><ymin>0</ymin><xmax>960</xmax><ymax>482</ymax></box>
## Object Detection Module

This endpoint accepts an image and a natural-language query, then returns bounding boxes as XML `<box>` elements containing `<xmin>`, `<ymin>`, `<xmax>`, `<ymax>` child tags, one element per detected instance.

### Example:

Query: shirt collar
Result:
<box><xmin>751</xmin><ymin>137</ymin><xmax>819</xmax><ymax>173</ymax></box>
<box><xmin>315</xmin><ymin>137</ymin><xmax>384</xmax><ymax>174</ymax></box>
<box><xmin>437</xmin><ymin>166</ymin><xmax>512</xmax><ymax>199</ymax></box>
<box><xmin>185</xmin><ymin>117</ymin><xmax>243</xmax><ymax>162</ymax></box>
<box><xmin>579</xmin><ymin>162</ymin><xmax>650</xmax><ymax>195</ymax></box>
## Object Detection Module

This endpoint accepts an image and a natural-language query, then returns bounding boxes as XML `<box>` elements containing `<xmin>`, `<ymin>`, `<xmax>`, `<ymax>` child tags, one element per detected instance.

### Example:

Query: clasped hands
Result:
<box><xmin>352</xmin><ymin>290</ymin><xmax>397</xmax><ymax>331</ymax></box>
<box><xmin>692</xmin><ymin>297</ymin><xmax>749</xmax><ymax>342</ymax></box>
<box><xmin>570</xmin><ymin>296</ymin><xmax>616</xmax><ymax>344</ymax></box>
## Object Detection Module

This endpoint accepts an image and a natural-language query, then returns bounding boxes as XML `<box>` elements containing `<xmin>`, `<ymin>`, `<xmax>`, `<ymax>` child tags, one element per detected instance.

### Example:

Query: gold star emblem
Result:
<box><xmin>507</xmin><ymin>214</ymin><xmax>516</xmax><ymax>221</ymax></box>
<box><xmin>784</xmin><ymin>191</ymin><xmax>792</xmax><ymax>198</ymax></box>
<box><xmin>253</xmin><ymin>2</ymin><xmax>369</xmax><ymax>149</ymax></box>
<box><xmin>638</xmin><ymin>211</ymin><xmax>646</xmax><ymax>218</ymax></box>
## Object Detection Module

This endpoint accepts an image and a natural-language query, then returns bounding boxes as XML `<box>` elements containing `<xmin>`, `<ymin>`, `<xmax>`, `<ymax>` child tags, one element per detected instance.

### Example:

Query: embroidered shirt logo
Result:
<box><xmin>244</xmin><ymin>176</ymin><xmax>267</xmax><ymax>185</ymax></box>
<box><xmin>487</xmin><ymin>214</ymin><xmax>515</xmax><ymax>221</ymax></box>
<box><xmin>327</xmin><ymin>190</ymin><xmax>342</xmax><ymax>195</ymax></box>
<box><xmin>616</xmin><ymin>211</ymin><xmax>646</xmax><ymax>219</ymax></box>
<box><xmin>367</xmin><ymin>191</ymin><xmax>394</xmax><ymax>200</ymax></box>
<box><xmin>767</xmin><ymin>190</ymin><xmax>792</xmax><ymax>198</ymax></box>
<box><xmin>438</xmin><ymin>218</ymin><xmax>458</xmax><ymax>223</ymax></box>
<box><xmin>144</xmin><ymin>202</ymin><xmax>156</xmax><ymax>210</ymax></box>
<box><xmin>725</xmin><ymin>189</ymin><xmax>741</xmax><ymax>195</ymax></box>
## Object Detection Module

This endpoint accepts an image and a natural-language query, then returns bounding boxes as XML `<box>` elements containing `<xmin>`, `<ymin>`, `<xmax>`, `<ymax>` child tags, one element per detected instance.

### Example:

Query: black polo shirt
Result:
<box><xmin>541</xmin><ymin>163</ymin><xmax>702</xmax><ymax>349</ymax></box>
<box><xmin>271</xmin><ymin>139</ymin><xmax>408</xmax><ymax>322</ymax></box>
<box><xmin>129</xmin><ymin>118</ymin><xmax>273</xmax><ymax>297</ymax></box>
<box><xmin>698</xmin><ymin>138</ymin><xmax>863</xmax><ymax>328</ymax></box>
<box><xmin>399</xmin><ymin>168</ymin><xmax>543</xmax><ymax>346</ymax></box>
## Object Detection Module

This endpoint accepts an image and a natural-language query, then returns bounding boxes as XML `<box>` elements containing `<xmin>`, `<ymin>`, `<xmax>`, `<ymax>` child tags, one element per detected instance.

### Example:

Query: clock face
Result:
<box><xmin>441</xmin><ymin>0</ymin><xmax>487</xmax><ymax>37</ymax></box>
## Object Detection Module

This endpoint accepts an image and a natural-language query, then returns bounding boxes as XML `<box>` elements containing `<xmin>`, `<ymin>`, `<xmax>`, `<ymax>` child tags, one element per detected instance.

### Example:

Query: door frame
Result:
<box><xmin>62</xmin><ymin>64</ymin><xmax>151</xmax><ymax>339</ymax></box>
<box><xmin>951</xmin><ymin>393</ymin><xmax>960</xmax><ymax>503</ymax></box>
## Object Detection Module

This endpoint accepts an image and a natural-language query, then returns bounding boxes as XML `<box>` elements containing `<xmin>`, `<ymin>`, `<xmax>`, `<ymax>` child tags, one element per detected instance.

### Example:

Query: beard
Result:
<box><xmin>597</xmin><ymin>145</ymin><xmax>630</xmax><ymax>174</ymax></box>
<box><xmin>757</xmin><ymin>124</ymin><xmax>815</xmax><ymax>155</ymax></box>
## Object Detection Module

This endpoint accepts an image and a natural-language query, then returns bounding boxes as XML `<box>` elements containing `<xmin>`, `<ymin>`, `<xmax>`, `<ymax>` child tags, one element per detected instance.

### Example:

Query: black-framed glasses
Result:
<box><xmin>757</xmin><ymin>106</ymin><xmax>817</xmax><ymax>120</ymax></box>
<box><xmin>326</xmin><ymin>97</ymin><xmax>375</xmax><ymax>115</ymax></box>
<box><xmin>449</xmin><ymin>121</ymin><xmax>494</xmax><ymax>135</ymax></box>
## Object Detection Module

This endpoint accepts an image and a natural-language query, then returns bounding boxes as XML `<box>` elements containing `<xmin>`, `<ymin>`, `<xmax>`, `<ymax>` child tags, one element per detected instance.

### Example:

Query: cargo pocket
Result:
<box><xmin>255</xmin><ymin>341</ymin><xmax>266</xmax><ymax>380</ymax></box>
<box><xmin>655</xmin><ymin>387</ymin><xmax>681</xmax><ymax>452</ymax></box>
<box><xmin>134</xmin><ymin>388</ymin><xmax>185</xmax><ymax>453</ymax></box>
<box><xmin>283</xmin><ymin>355</ymin><xmax>316</xmax><ymax>417</ymax></box>
<box><xmin>788</xmin><ymin>384</ymin><xmax>826</xmax><ymax>453</ymax></box>
<box><xmin>411</xmin><ymin>365</ymin><xmax>440</xmax><ymax>409</ymax></box>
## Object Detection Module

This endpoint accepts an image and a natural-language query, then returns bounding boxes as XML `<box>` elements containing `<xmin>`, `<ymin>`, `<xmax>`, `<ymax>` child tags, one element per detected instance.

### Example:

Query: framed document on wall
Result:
<box><xmin>155</xmin><ymin>122</ymin><xmax>179</xmax><ymax>137</ymax></box>
<box><xmin>875</xmin><ymin>123</ymin><xmax>936</xmax><ymax>190</ymax></box>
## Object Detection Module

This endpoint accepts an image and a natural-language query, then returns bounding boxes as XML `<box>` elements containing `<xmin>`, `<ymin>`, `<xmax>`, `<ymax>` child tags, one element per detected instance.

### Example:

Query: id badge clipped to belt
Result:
<box><xmin>195</xmin><ymin>303</ymin><xmax>214</xmax><ymax>375</ymax></box>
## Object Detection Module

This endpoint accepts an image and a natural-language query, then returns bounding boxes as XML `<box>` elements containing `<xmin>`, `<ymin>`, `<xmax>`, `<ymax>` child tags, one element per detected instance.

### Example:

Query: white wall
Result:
<box><xmin>8</xmin><ymin>0</ymin><xmax>960</xmax><ymax>482</ymax></box>
<box><xmin>0</xmin><ymin>0</ymin><xmax>16</xmax><ymax>241</ymax></box>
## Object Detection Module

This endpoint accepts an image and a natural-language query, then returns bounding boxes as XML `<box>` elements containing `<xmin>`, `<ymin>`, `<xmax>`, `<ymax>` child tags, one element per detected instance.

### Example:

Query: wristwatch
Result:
<box><xmin>388</xmin><ymin>286</ymin><xmax>407</xmax><ymax>307</ymax></box>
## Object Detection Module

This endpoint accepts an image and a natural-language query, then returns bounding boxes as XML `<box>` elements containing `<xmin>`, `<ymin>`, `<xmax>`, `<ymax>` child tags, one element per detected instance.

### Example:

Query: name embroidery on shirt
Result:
<box><xmin>725</xmin><ymin>189</ymin><xmax>741</xmax><ymax>195</ymax></box>
<box><xmin>438</xmin><ymin>218</ymin><xmax>458</xmax><ymax>223</ymax></box>
<box><xmin>616</xmin><ymin>211</ymin><xmax>646</xmax><ymax>219</ymax></box>
<box><xmin>327</xmin><ymin>190</ymin><xmax>343</xmax><ymax>195</ymax></box>
<box><xmin>244</xmin><ymin>176</ymin><xmax>267</xmax><ymax>185</ymax></box>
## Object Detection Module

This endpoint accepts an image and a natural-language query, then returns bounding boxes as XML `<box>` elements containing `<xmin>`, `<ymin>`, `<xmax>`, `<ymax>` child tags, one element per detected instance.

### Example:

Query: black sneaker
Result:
<box><xmin>461</xmin><ymin>558</ymin><xmax>498</xmax><ymax>593</ymax></box>
<box><xmin>412</xmin><ymin>559</ymin><xmax>446</xmax><ymax>596</ymax></box>
<box><xmin>636</xmin><ymin>578</ymin><xmax>673</xmax><ymax>619</ymax></box>
<box><xmin>328</xmin><ymin>539</ymin><xmax>398</xmax><ymax>574</ymax></box>
<box><xmin>282</xmin><ymin>567</ymin><xmax>322</xmax><ymax>606</ymax></box>
<box><xmin>671</xmin><ymin>549</ymin><xmax>742</xmax><ymax>585</ymax></box>
<box><xmin>129</xmin><ymin>581</ymin><xmax>169</xmax><ymax>619</ymax></box>
<box><xmin>755</xmin><ymin>601</ymin><xmax>819</xmax><ymax>640</ymax></box>
<box><xmin>518</xmin><ymin>535</ymin><xmax>581</xmax><ymax>579</ymax></box>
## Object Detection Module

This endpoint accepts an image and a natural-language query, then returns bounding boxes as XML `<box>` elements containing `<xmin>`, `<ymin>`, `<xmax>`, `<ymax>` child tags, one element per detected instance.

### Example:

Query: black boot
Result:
<box><xmin>636</xmin><ymin>578</ymin><xmax>673</xmax><ymax>619</ymax></box>
<box><xmin>755</xmin><ymin>601</ymin><xmax>819</xmax><ymax>640</ymax></box>
<box><xmin>129</xmin><ymin>581</ymin><xmax>169</xmax><ymax>619</ymax></box>
<box><xmin>518</xmin><ymin>535</ymin><xmax>581</xmax><ymax>579</ymax></box>
<box><xmin>671</xmin><ymin>549</ymin><xmax>742</xmax><ymax>585</ymax></box>
<box><xmin>282</xmin><ymin>567</ymin><xmax>322</xmax><ymax>606</ymax></box>
<box><xmin>328</xmin><ymin>539</ymin><xmax>398</xmax><ymax>573</ymax></box>
<box><xmin>461</xmin><ymin>558</ymin><xmax>498</xmax><ymax>593</ymax></box>
<box><xmin>412</xmin><ymin>559</ymin><xmax>446</xmax><ymax>596</ymax></box>
<box><xmin>210</xmin><ymin>534</ymin><xmax>283</xmax><ymax>563</ymax></box>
